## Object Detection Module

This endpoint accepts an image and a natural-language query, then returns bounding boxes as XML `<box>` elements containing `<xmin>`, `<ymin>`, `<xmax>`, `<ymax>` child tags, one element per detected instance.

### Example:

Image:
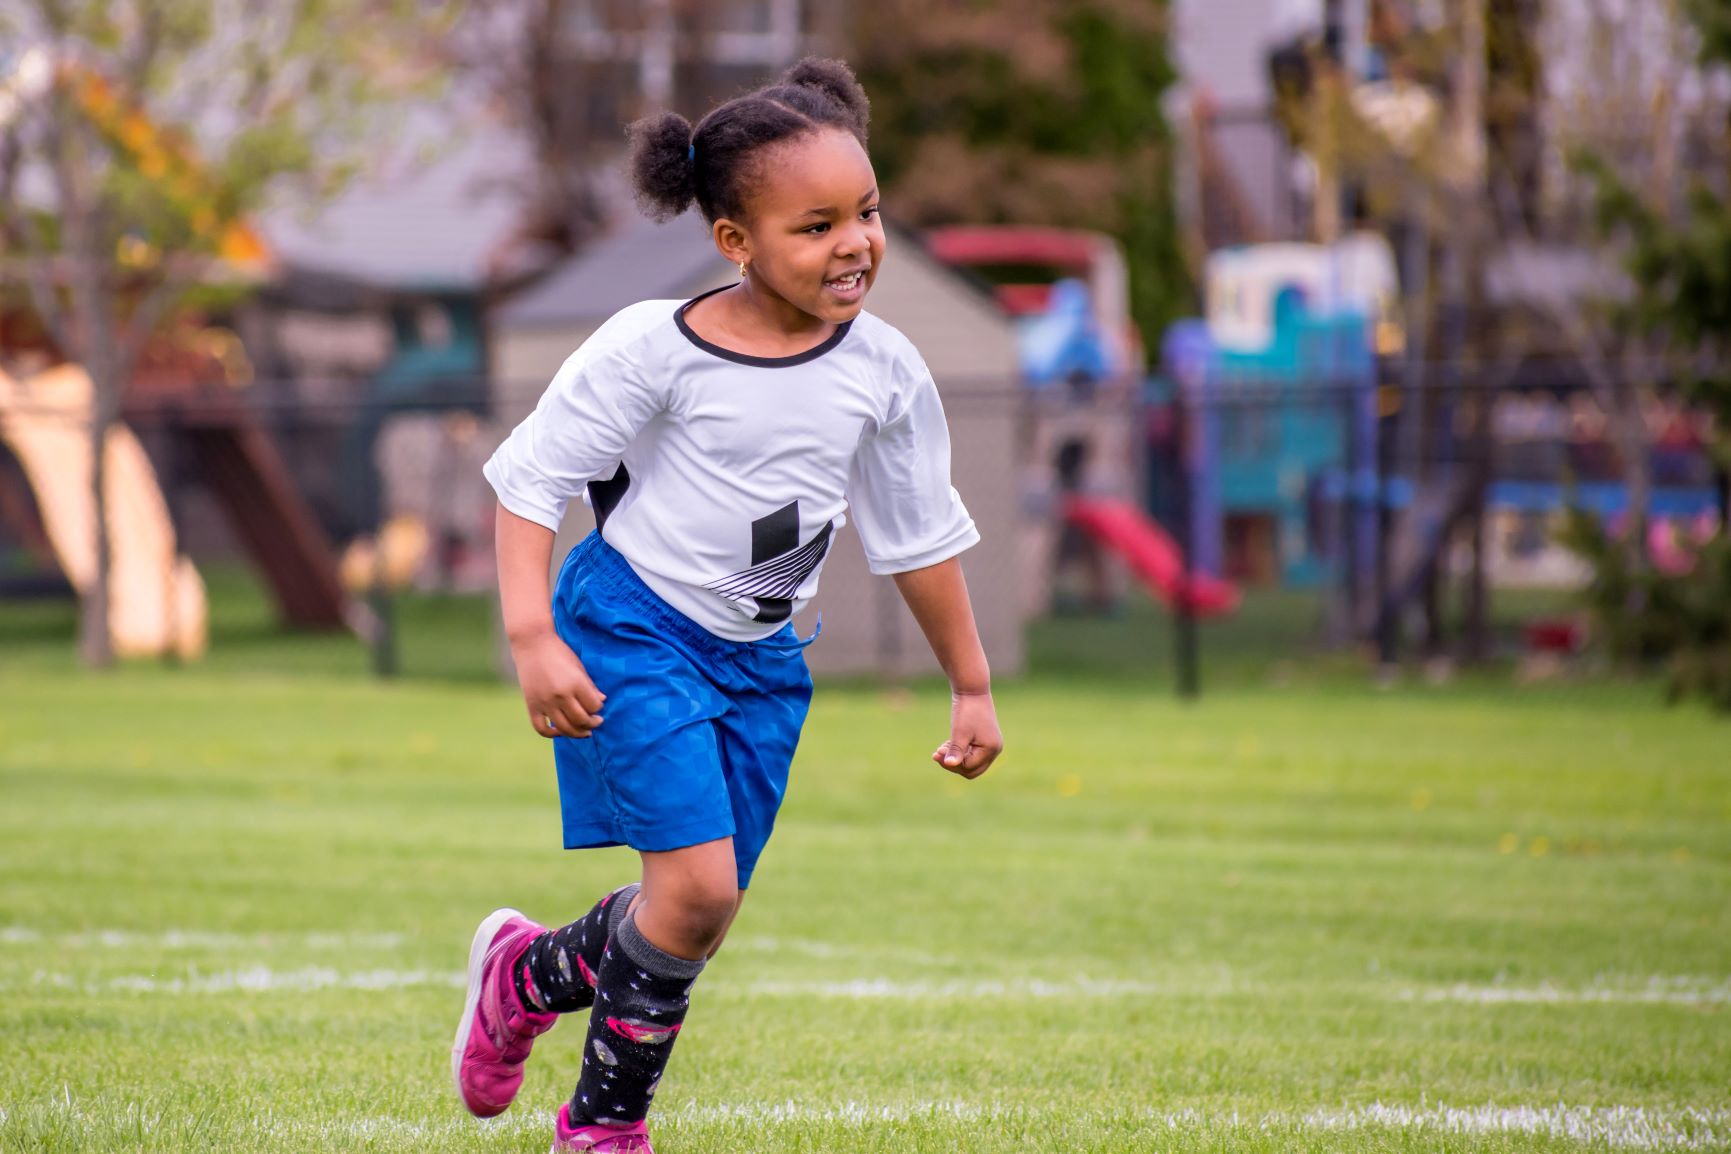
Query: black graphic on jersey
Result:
<box><xmin>705</xmin><ymin>501</ymin><xmax>834</xmax><ymax>623</ymax></box>
<box><xmin>588</xmin><ymin>464</ymin><xmax>631</xmax><ymax>534</ymax></box>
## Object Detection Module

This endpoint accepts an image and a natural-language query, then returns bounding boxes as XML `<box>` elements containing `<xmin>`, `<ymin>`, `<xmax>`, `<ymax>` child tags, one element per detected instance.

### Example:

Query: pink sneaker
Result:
<box><xmin>451</xmin><ymin>908</ymin><xmax>558</xmax><ymax>1117</ymax></box>
<box><xmin>550</xmin><ymin>1102</ymin><xmax>654</xmax><ymax>1153</ymax></box>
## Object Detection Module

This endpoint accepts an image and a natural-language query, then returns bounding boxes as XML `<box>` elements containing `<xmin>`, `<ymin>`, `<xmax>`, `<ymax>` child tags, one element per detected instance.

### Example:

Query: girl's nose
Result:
<box><xmin>833</xmin><ymin>223</ymin><xmax>867</xmax><ymax>257</ymax></box>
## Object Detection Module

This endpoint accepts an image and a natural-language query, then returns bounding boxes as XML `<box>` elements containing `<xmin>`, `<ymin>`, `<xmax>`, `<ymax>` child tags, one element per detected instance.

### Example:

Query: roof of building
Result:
<box><xmin>260</xmin><ymin>118</ymin><xmax>534</xmax><ymax>293</ymax></box>
<box><xmin>494</xmin><ymin>214</ymin><xmax>729</xmax><ymax>327</ymax></box>
<box><xmin>494</xmin><ymin>211</ymin><xmax>1008</xmax><ymax>332</ymax></box>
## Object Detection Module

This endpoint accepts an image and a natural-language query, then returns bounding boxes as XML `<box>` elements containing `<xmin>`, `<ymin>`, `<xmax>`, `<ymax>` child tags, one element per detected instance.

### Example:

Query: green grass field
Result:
<box><xmin>1</xmin><ymin>577</ymin><xmax>1728</xmax><ymax>1152</ymax></box>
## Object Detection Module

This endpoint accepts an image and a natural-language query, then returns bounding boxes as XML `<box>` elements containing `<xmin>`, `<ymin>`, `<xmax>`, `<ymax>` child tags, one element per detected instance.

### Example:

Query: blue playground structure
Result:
<box><xmin>340</xmin><ymin>293</ymin><xmax>489</xmax><ymax>537</ymax></box>
<box><xmin>1156</xmin><ymin>237</ymin><xmax>1724</xmax><ymax>606</ymax></box>
<box><xmin>1158</xmin><ymin>247</ymin><xmax>1383</xmax><ymax>590</ymax></box>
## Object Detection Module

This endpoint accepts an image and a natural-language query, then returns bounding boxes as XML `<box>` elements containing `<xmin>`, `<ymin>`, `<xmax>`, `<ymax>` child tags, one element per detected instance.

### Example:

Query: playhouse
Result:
<box><xmin>1163</xmin><ymin>234</ymin><xmax>1396</xmax><ymax>589</ymax></box>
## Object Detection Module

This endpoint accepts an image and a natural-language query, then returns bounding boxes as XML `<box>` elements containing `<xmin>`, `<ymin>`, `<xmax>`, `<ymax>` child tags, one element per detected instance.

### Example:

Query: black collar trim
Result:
<box><xmin>674</xmin><ymin>285</ymin><xmax>853</xmax><ymax>367</ymax></box>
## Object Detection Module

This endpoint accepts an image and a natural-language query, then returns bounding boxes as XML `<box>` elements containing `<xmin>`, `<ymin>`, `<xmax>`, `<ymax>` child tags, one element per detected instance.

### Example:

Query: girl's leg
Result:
<box><xmin>514</xmin><ymin>860</ymin><xmax>748</xmax><ymax>1020</ymax></box>
<box><xmin>707</xmin><ymin>891</ymin><xmax>746</xmax><ymax>959</ymax></box>
<box><xmin>565</xmin><ymin>837</ymin><xmax>737</xmax><ymax>1129</ymax></box>
<box><xmin>514</xmin><ymin>839</ymin><xmax>749</xmax><ymax>1016</ymax></box>
<box><xmin>635</xmin><ymin>837</ymin><xmax>741</xmax><ymax>959</ymax></box>
<box><xmin>515</xmin><ymin>883</ymin><xmax>640</xmax><ymax>1013</ymax></box>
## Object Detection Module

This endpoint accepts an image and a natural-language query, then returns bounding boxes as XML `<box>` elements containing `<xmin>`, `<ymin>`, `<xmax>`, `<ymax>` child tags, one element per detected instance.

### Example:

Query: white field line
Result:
<box><xmin>15</xmin><ymin>960</ymin><xmax>1731</xmax><ymax>1007</ymax></box>
<box><xmin>4</xmin><ymin>1097</ymin><xmax>1728</xmax><ymax>1150</ymax></box>
<box><xmin>12</xmin><ymin>924</ymin><xmax>1724</xmax><ymax>1008</ymax></box>
<box><xmin>1402</xmin><ymin>978</ymin><xmax>1731</xmax><ymax>1007</ymax></box>
<box><xmin>0</xmin><ymin>927</ymin><xmax>924</xmax><ymax>961</ymax></box>
<box><xmin>0</xmin><ymin>926</ymin><xmax>405</xmax><ymax>950</ymax></box>
<box><xmin>726</xmin><ymin>933</ymin><xmax>950</xmax><ymax>965</ymax></box>
<box><xmin>1292</xmin><ymin>1103</ymin><xmax>1731</xmax><ymax>1149</ymax></box>
<box><xmin>27</xmin><ymin>966</ymin><xmax>466</xmax><ymax>994</ymax></box>
<box><xmin>18</xmin><ymin>967</ymin><xmax>1176</xmax><ymax>999</ymax></box>
<box><xmin>733</xmin><ymin>976</ymin><xmax>1185</xmax><ymax>999</ymax></box>
<box><xmin>689</xmin><ymin>1102</ymin><xmax>1731</xmax><ymax>1150</ymax></box>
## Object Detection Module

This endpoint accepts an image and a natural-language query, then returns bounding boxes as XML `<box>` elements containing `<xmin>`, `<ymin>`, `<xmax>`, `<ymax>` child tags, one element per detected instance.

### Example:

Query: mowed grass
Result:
<box><xmin>1</xmin><ymin>579</ymin><xmax>1729</xmax><ymax>1151</ymax></box>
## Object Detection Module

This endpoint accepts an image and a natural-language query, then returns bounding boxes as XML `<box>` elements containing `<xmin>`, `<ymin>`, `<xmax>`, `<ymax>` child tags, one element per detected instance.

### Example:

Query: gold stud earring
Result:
<box><xmin>738</xmin><ymin>260</ymin><xmax>748</xmax><ymax>279</ymax></box>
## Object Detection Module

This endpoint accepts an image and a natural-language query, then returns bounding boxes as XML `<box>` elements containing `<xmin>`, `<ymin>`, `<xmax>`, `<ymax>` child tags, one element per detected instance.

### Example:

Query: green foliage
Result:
<box><xmin>1</xmin><ymin>0</ymin><xmax>456</xmax><ymax>324</ymax></box>
<box><xmin>1565</xmin><ymin>1</ymin><xmax>1731</xmax><ymax>711</ymax></box>
<box><xmin>1580</xmin><ymin>154</ymin><xmax>1731</xmax><ymax>369</ymax></box>
<box><xmin>1563</xmin><ymin>509</ymin><xmax>1690</xmax><ymax>664</ymax></box>
<box><xmin>1683</xmin><ymin>0</ymin><xmax>1731</xmax><ymax>66</ymax></box>
<box><xmin>853</xmin><ymin>0</ymin><xmax>1191</xmax><ymax>352</ymax></box>
<box><xmin>1664</xmin><ymin>536</ymin><xmax>1731</xmax><ymax>709</ymax></box>
<box><xmin>1565</xmin><ymin>507</ymin><xmax>1731</xmax><ymax>709</ymax></box>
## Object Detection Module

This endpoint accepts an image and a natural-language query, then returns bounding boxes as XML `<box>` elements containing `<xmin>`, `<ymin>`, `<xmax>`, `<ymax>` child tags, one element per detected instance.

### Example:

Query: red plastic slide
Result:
<box><xmin>1063</xmin><ymin>496</ymin><xmax>1240</xmax><ymax>617</ymax></box>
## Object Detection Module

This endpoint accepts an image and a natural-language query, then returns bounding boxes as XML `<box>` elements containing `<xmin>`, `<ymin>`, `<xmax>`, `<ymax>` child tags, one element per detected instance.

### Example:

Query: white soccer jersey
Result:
<box><xmin>484</xmin><ymin>288</ymin><xmax>979</xmax><ymax>642</ymax></box>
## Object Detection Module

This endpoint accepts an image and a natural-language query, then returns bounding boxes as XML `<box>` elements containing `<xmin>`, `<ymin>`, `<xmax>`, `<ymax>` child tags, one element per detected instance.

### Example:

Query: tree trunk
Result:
<box><xmin>1449</xmin><ymin>0</ymin><xmax>1491</xmax><ymax>664</ymax></box>
<box><xmin>79</xmin><ymin>372</ymin><xmax>116</xmax><ymax>669</ymax></box>
<box><xmin>58</xmin><ymin>103</ymin><xmax>119</xmax><ymax>669</ymax></box>
<box><xmin>74</xmin><ymin>294</ymin><xmax>120</xmax><ymax>669</ymax></box>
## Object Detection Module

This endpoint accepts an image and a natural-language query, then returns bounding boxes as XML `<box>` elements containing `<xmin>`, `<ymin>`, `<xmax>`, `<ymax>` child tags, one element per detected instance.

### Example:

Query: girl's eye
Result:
<box><xmin>805</xmin><ymin>207</ymin><xmax>878</xmax><ymax>234</ymax></box>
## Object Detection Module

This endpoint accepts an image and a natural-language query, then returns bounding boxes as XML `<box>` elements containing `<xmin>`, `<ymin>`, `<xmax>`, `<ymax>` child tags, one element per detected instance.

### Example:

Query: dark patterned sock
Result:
<box><xmin>514</xmin><ymin>883</ymin><xmax>638</xmax><ymax>1014</ymax></box>
<box><xmin>568</xmin><ymin>908</ymin><xmax>705</xmax><ymax>1127</ymax></box>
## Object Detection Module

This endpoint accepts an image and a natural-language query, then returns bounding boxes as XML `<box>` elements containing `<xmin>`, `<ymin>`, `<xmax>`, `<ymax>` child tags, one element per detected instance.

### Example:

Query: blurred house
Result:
<box><xmin>542</xmin><ymin>0</ymin><xmax>848</xmax><ymax>120</ymax></box>
<box><xmin>1168</xmin><ymin>0</ymin><xmax>1322</xmax><ymax>247</ymax></box>
<box><xmin>236</xmin><ymin>127</ymin><xmax>537</xmax><ymax>559</ymax></box>
<box><xmin>490</xmin><ymin>215</ymin><xmax>1024</xmax><ymax>679</ymax></box>
<box><xmin>225</xmin><ymin>0</ymin><xmax>853</xmax><ymax>578</ymax></box>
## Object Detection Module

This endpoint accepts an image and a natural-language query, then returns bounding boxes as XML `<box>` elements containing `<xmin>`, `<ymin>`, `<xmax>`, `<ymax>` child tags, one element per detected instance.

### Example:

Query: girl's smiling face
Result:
<box><xmin>713</xmin><ymin>128</ymin><xmax>886</xmax><ymax>326</ymax></box>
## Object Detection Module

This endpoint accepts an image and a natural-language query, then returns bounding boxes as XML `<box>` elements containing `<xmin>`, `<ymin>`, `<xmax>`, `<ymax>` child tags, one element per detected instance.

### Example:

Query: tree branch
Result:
<box><xmin>112</xmin><ymin>263</ymin><xmax>203</xmax><ymax>387</ymax></box>
<box><xmin>0</xmin><ymin>124</ymin><xmax>78</xmax><ymax>357</ymax></box>
<box><xmin>1481</xmin><ymin>163</ymin><xmax>1631</xmax><ymax>409</ymax></box>
<box><xmin>119</xmin><ymin>1</ymin><xmax>164</xmax><ymax>103</ymax></box>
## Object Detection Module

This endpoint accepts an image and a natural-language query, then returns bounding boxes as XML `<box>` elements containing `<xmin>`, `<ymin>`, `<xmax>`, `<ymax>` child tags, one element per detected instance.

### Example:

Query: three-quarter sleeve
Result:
<box><xmin>847</xmin><ymin>352</ymin><xmax>980</xmax><ymax>574</ymax></box>
<box><xmin>483</xmin><ymin>342</ymin><xmax>664</xmax><ymax>531</ymax></box>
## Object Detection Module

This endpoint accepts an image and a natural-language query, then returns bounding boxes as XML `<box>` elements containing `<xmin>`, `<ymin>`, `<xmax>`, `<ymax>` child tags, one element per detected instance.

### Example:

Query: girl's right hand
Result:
<box><xmin>512</xmin><ymin>629</ymin><xmax>606</xmax><ymax>739</ymax></box>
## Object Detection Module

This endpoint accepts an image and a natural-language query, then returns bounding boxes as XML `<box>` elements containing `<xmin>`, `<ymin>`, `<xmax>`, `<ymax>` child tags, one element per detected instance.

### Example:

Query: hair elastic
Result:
<box><xmin>688</xmin><ymin>143</ymin><xmax>695</xmax><ymax>163</ymax></box>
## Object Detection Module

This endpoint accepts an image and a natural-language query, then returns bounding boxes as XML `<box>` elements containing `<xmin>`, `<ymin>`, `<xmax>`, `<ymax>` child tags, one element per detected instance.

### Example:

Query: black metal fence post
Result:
<box><xmin>369</xmin><ymin>579</ymin><xmax>398</xmax><ymax>679</ymax></box>
<box><xmin>1173</xmin><ymin>380</ymin><xmax>1200</xmax><ymax>701</ymax></box>
<box><xmin>1375</xmin><ymin>379</ymin><xmax>1397</xmax><ymax>668</ymax></box>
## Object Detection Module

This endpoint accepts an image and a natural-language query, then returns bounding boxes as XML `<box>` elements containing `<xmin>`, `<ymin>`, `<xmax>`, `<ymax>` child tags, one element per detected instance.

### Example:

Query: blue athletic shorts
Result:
<box><xmin>549</xmin><ymin>532</ymin><xmax>815</xmax><ymax>890</ymax></box>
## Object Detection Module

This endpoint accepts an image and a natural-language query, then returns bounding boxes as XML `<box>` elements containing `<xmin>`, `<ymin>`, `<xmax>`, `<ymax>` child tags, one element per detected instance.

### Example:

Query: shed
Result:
<box><xmin>490</xmin><ymin>215</ymin><xmax>1024</xmax><ymax>679</ymax></box>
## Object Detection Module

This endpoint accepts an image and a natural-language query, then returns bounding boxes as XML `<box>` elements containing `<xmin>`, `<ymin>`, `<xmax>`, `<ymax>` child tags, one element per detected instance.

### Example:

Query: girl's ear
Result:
<box><xmin>712</xmin><ymin>217</ymin><xmax>751</xmax><ymax>268</ymax></box>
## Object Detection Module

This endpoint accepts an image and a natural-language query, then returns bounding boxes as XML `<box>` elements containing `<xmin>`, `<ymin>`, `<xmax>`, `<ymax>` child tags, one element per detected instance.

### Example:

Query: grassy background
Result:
<box><xmin>1</xmin><ymin>572</ymin><xmax>1727</xmax><ymax>1152</ymax></box>
<box><xmin>0</xmin><ymin>562</ymin><xmax>1579</xmax><ymax>687</ymax></box>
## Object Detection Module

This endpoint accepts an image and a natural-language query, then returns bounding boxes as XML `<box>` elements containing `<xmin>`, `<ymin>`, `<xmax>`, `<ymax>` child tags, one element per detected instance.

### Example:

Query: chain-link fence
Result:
<box><xmin>1</xmin><ymin>363</ymin><xmax>1723</xmax><ymax>687</ymax></box>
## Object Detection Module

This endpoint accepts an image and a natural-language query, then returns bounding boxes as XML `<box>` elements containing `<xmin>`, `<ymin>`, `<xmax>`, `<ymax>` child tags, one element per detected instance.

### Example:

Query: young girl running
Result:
<box><xmin>454</xmin><ymin>57</ymin><xmax>1003</xmax><ymax>1153</ymax></box>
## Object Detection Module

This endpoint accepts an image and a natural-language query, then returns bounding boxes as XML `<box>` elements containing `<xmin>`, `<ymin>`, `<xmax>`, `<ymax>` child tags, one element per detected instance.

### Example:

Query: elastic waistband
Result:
<box><xmin>574</xmin><ymin>532</ymin><xmax>816</xmax><ymax>657</ymax></box>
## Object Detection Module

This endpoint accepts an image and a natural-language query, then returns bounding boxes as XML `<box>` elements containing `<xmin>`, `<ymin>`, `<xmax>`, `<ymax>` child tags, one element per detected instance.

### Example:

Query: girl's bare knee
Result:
<box><xmin>660</xmin><ymin>878</ymin><xmax>737</xmax><ymax>946</ymax></box>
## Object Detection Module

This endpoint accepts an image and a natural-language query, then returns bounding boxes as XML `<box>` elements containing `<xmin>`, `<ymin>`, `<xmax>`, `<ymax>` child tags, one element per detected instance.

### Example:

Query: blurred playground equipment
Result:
<box><xmin>924</xmin><ymin>226</ymin><xmax>1137</xmax><ymax>381</ymax></box>
<box><xmin>0</xmin><ymin>349</ymin><xmax>350</xmax><ymax>646</ymax></box>
<box><xmin>1169</xmin><ymin>235</ymin><xmax>1395</xmax><ymax>591</ymax></box>
<box><xmin>0</xmin><ymin>365</ymin><xmax>206</xmax><ymax>659</ymax></box>
<box><xmin>923</xmin><ymin>226</ymin><xmax>1228</xmax><ymax>619</ymax></box>
<box><xmin>341</xmin><ymin>297</ymin><xmax>490</xmax><ymax>542</ymax></box>
<box><xmin>0</xmin><ymin>56</ymin><xmax>349</xmax><ymax>653</ymax></box>
<box><xmin>1062</xmin><ymin>494</ymin><xmax>1240</xmax><ymax>616</ymax></box>
<box><xmin>127</xmin><ymin>344</ymin><xmax>350</xmax><ymax>632</ymax></box>
<box><xmin>338</xmin><ymin>515</ymin><xmax>432</xmax><ymax>595</ymax></box>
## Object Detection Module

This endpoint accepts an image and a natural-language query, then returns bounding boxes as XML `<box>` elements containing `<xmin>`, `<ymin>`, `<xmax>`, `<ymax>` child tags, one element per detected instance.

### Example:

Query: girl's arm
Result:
<box><xmin>496</xmin><ymin>504</ymin><xmax>606</xmax><ymax>739</ymax></box>
<box><xmin>892</xmin><ymin>557</ymin><xmax>1003</xmax><ymax>780</ymax></box>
